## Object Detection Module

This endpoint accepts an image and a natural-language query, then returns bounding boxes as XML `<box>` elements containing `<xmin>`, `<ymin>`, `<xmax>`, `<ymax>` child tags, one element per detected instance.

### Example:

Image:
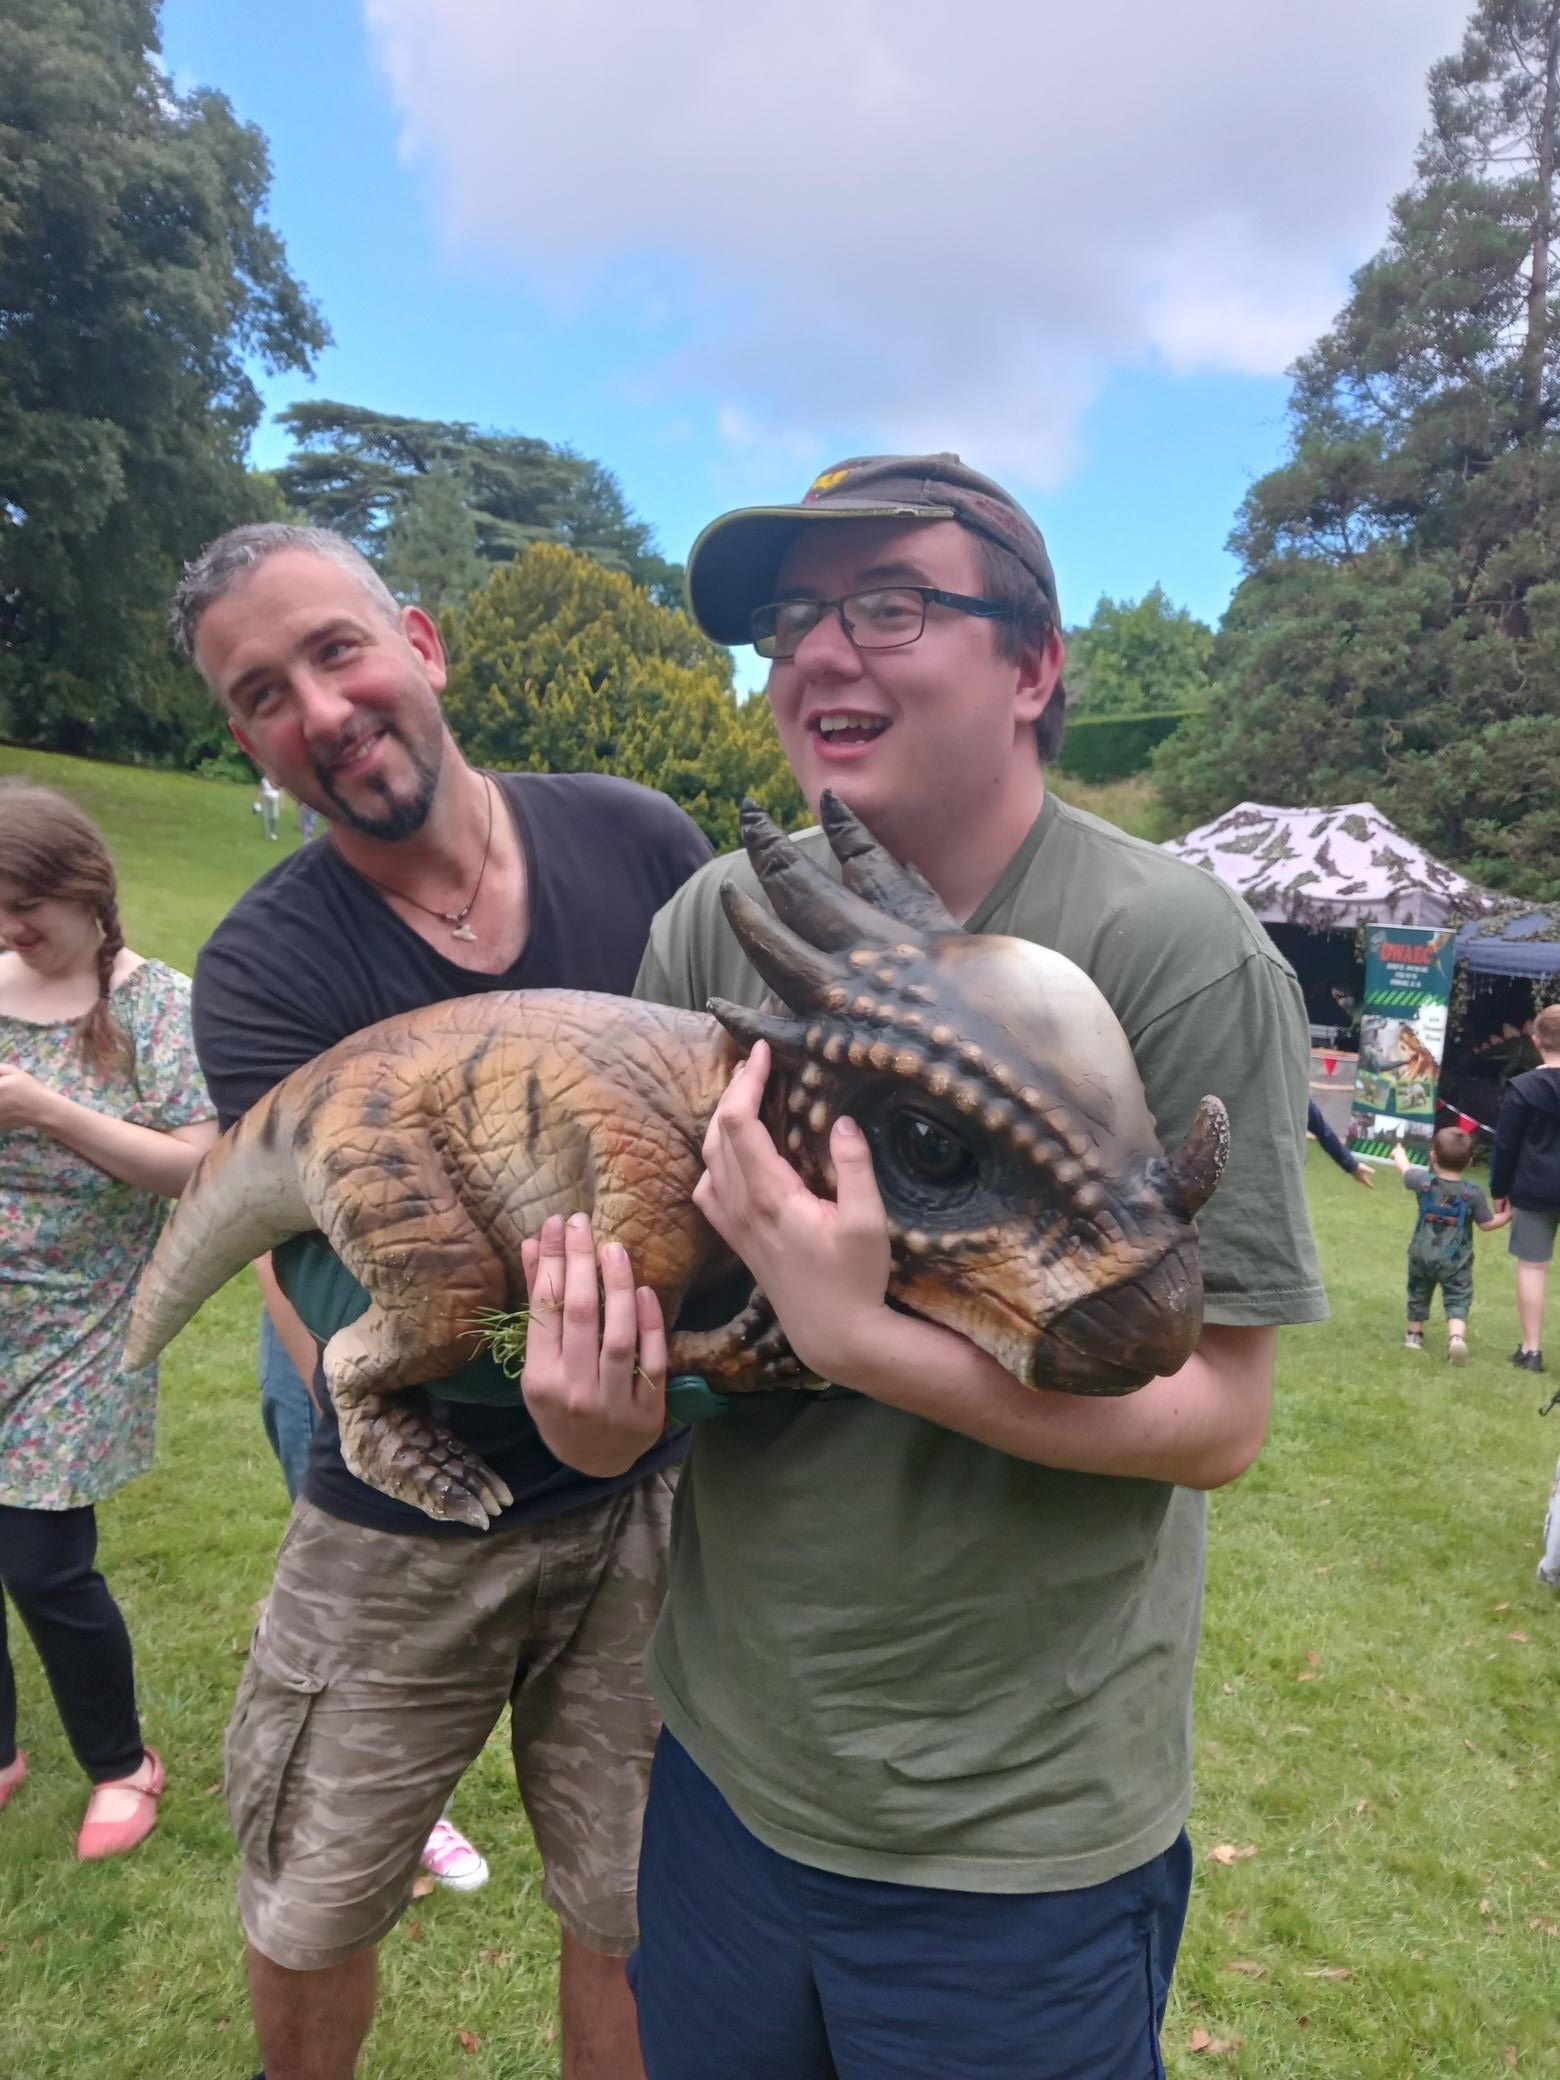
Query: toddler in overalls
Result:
<box><xmin>1392</xmin><ymin>1126</ymin><xmax>1509</xmax><ymax>1362</ymax></box>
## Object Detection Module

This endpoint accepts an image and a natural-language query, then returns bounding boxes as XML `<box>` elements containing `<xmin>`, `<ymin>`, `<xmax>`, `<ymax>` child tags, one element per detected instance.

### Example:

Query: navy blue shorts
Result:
<box><xmin>631</xmin><ymin>1731</ymin><xmax>1192</xmax><ymax>2080</ymax></box>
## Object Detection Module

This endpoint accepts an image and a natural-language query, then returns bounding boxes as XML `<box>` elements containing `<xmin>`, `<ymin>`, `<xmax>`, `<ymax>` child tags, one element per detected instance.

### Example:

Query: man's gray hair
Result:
<box><xmin>170</xmin><ymin>523</ymin><xmax>402</xmax><ymax>665</ymax></box>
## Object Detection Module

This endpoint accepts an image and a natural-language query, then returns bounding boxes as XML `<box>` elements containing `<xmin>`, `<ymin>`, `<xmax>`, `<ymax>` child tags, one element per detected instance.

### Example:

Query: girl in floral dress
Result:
<box><xmin>0</xmin><ymin>786</ymin><xmax>217</xmax><ymax>1858</ymax></box>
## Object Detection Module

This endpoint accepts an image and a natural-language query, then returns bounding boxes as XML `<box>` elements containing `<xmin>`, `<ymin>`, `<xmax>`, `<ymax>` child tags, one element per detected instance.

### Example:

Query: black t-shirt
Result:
<box><xmin>193</xmin><ymin>770</ymin><xmax>712</xmax><ymax>1537</ymax></box>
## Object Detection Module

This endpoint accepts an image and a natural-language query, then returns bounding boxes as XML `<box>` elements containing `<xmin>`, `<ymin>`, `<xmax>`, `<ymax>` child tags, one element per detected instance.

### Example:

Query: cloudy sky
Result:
<box><xmin>164</xmin><ymin>0</ymin><xmax>1473</xmax><ymax>646</ymax></box>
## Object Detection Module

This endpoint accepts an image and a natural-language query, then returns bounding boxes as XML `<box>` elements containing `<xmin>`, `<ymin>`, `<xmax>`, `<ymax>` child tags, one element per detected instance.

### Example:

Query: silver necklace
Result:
<box><xmin>350</xmin><ymin>775</ymin><xmax>496</xmax><ymax>942</ymax></box>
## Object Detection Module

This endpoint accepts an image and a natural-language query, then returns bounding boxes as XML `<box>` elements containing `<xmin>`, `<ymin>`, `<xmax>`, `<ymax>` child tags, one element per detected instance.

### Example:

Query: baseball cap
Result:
<box><xmin>685</xmin><ymin>453</ymin><xmax>1058</xmax><ymax>647</ymax></box>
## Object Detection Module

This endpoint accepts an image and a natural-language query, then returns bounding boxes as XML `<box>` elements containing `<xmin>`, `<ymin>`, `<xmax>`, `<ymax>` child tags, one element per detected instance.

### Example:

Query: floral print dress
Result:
<box><xmin>0</xmin><ymin>960</ymin><xmax>213</xmax><ymax>1510</ymax></box>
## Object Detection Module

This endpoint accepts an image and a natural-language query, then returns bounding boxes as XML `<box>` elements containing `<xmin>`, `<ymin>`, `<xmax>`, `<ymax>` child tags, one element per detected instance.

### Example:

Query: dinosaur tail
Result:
<box><xmin>125</xmin><ymin>1084</ymin><xmax>313</xmax><ymax>1368</ymax></box>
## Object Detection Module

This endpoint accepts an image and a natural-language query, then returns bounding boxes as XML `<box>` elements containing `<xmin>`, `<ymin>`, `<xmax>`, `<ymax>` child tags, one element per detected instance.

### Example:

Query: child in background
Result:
<box><xmin>1392</xmin><ymin>1126</ymin><xmax>1510</xmax><ymax>1363</ymax></box>
<box><xmin>255</xmin><ymin>774</ymin><xmax>282</xmax><ymax>840</ymax></box>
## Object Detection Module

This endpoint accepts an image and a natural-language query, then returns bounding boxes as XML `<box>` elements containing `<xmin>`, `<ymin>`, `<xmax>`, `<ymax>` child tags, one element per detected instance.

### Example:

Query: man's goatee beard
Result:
<box><xmin>319</xmin><ymin>733</ymin><xmax>443</xmax><ymax>841</ymax></box>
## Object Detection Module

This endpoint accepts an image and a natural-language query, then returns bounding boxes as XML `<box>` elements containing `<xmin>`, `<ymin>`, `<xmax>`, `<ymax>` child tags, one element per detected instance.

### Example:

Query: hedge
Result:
<box><xmin>1053</xmin><ymin>708</ymin><xmax>1196</xmax><ymax>785</ymax></box>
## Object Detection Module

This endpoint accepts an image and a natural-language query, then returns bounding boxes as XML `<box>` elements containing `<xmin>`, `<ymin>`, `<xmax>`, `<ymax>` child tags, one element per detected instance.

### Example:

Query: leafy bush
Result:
<box><xmin>445</xmin><ymin>543</ymin><xmax>805</xmax><ymax>850</ymax></box>
<box><xmin>1053</xmin><ymin>709</ymin><xmax>1194</xmax><ymax>785</ymax></box>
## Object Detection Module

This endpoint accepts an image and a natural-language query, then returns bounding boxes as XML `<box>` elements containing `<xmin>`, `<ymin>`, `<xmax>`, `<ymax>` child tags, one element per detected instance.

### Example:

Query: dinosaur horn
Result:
<box><xmin>739</xmin><ymin>799</ymin><xmax>901</xmax><ymax>953</ymax></box>
<box><xmin>1154</xmin><ymin>1096</ymin><xmax>1230</xmax><ymax>1220</ymax></box>
<box><xmin>817</xmin><ymin>791</ymin><xmax>957</xmax><ymax>935</ymax></box>
<box><xmin>720</xmin><ymin>880</ymin><xmax>843</xmax><ymax>1011</ymax></box>
<box><xmin>706</xmin><ymin>997</ymin><xmax>808</xmax><ymax>1063</ymax></box>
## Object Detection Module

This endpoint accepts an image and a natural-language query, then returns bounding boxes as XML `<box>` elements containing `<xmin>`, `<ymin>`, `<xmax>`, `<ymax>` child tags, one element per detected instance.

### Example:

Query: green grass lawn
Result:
<box><xmin>2</xmin><ymin>748</ymin><xmax>1558</xmax><ymax>2077</ymax></box>
<box><xmin>0</xmin><ymin>743</ymin><xmax>311</xmax><ymax>977</ymax></box>
<box><xmin>1051</xmin><ymin>771</ymin><xmax>1177</xmax><ymax>842</ymax></box>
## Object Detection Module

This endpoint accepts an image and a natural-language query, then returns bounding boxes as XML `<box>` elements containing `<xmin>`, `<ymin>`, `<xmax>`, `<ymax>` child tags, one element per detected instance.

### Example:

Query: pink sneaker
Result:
<box><xmin>77</xmin><ymin>1746</ymin><xmax>165</xmax><ymax>1861</ymax></box>
<box><xmin>420</xmin><ymin>1814</ymin><xmax>490</xmax><ymax>1893</ymax></box>
<box><xmin>0</xmin><ymin>1751</ymin><xmax>27</xmax><ymax>1811</ymax></box>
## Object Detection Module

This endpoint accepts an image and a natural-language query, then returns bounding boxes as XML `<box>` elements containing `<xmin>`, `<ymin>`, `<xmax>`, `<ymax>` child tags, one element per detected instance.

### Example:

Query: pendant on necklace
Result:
<box><xmin>450</xmin><ymin>922</ymin><xmax>477</xmax><ymax>943</ymax></box>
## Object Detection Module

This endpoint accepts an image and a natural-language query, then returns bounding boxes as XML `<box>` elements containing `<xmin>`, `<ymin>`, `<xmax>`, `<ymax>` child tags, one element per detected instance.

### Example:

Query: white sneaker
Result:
<box><xmin>420</xmin><ymin>1815</ymin><xmax>490</xmax><ymax>1892</ymax></box>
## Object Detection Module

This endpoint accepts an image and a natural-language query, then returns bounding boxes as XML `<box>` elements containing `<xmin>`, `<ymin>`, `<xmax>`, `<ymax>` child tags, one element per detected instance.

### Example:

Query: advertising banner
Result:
<box><xmin>1347</xmin><ymin>925</ymin><xmax>1458</xmax><ymax>1161</ymax></box>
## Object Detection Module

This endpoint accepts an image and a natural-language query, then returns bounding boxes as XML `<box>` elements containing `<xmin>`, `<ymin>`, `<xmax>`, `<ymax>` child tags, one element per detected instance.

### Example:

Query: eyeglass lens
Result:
<box><xmin>754</xmin><ymin>589</ymin><xmax>928</xmax><ymax>659</ymax></box>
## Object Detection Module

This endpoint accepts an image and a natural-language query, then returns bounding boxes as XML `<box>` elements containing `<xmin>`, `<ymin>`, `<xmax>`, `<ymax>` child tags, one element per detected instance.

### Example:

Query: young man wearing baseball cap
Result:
<box><xmin>520</xmin><ymin>455</ymin><xmax>1326</xmax><ymax>2077</ymax></box>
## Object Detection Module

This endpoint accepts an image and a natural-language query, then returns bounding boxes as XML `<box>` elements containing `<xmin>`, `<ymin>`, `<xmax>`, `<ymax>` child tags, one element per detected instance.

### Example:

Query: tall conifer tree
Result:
<box><xmin>277</xmin><ymin>403</ymin><xmax>681</xmax><ymax>607</ymax></box>
<box><xmin>380</xmin><ymin>463</ymin><xmax>487</xmax><ymax>622</ymax></box>
<box><xmin>1158</xmin><ymin>0</ymin><xmax>1560</xmax><ymax>897</ymax></box>
<box><xmin>0</xmin><ymin>0</ymin><xmax>325</xmax><ymax>760</ymax></box>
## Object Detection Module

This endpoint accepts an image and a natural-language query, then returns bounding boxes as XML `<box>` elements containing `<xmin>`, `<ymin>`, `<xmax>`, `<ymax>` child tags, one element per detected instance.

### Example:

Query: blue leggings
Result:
<box><xmin>258</xmin><ymin>1308</ymin><xmax>319</xmax><ymax>1502</ymax></box>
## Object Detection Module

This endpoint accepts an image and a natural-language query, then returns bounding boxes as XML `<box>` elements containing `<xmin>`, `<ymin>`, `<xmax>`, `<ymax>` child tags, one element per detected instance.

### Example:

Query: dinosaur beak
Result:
<box><xmin>1026</xmin><ymin>1237</ymin><xmax>1204</xmax><ymax>1395</ymax></box>
<box><xmin>895</xmin><ymin>1230</ymin><xmax>1207</xmax><ymax>1400</ymax></box>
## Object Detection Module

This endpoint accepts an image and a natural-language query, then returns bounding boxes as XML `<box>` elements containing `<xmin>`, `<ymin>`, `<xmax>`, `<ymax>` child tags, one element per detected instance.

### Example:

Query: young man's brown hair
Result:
<box><xmin>1532</xmin><ymin>1004</ymin><xmax>1560</xmax><ymax>1057</ymax></box>
<box><xmin>972</xmin><ymin>534</ymin><xmax>1067</xmax><ymax>762</ymax></box>
<box><xmin>1431</xmin><ymin>1126</ymin><xmax>1474</xmax><ymax>1171</ymax></box>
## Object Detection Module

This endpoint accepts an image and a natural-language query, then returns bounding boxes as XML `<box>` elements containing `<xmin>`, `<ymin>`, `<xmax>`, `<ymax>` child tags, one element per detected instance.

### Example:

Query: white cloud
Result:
<box><xmin>363</xmin><ymin>0</ymin><xmax>1472</xmax><ymax>486</ymax></box>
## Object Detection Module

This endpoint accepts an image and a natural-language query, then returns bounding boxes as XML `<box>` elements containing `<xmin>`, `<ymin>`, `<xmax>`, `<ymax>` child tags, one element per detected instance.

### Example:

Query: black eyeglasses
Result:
<box><xmin>750</xmin><ymin>586</ymin><xmax>1021</xmax><ymax>660</ymax></box>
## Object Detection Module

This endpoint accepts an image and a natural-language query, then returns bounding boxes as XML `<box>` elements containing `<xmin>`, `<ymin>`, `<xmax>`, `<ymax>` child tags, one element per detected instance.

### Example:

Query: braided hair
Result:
<box><xmin>0</xmin><ymin>784</ymin><xmax>135</xmax><ymax>1079</ymax></box>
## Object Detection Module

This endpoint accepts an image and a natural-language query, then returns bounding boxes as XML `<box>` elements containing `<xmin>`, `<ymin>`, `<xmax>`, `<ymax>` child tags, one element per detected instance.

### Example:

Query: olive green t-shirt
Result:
<box><xmin>633</xmin><ymin>791</ymin><xmax>1326</xmax><ymax>1892</ymax></box>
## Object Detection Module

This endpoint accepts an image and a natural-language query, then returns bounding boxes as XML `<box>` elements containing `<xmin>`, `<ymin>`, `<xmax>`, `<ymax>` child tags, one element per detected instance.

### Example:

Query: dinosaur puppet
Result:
<box><xmin>126</xmin><ymin>794</ymin><xmax>1229</xmax><ymax>1529</ymax></box>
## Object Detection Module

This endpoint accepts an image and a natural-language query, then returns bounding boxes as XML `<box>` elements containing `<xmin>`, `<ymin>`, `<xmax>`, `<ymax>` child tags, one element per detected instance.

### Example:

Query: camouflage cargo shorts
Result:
<box><xmin>225</xmin><ymin>1473</ymin><xmax>677</xmax><ymax>1971</ymax></box>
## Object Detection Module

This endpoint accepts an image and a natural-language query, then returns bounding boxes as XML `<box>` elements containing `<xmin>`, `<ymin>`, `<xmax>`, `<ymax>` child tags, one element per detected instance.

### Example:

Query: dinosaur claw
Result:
<box><xmin>422</xmin><ymin>1462</ymin><xmax>510</xmax><ymax>1530</ymax></box>
<box><xmin>460</xmin><ymin>1472</ymin><xmax>513</xmax><ymax>1524</ymax></box>
<box><xmin>440</xmin><ymin>1488</ymin><xmax>499</xmax><ymax>1532</ymax></box>
<box><xmin>425</xmin><ymin>1455</ymin><xmax>512</xmax><ymax>1529</ymax></box>
<box><xmin>339</xmin><ymin>1398</ymin><xmax>513</xmax><ymax>1531</ymax></box>
<box><xmin>435</xmin><ymin>1444</ymin><xmax>515</xmax><ymax>1525</ymax></box>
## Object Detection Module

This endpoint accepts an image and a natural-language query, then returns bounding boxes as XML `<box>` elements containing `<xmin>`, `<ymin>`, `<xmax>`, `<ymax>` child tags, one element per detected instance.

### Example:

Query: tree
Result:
<box><xmin>1065</xmin><ymin>586</ymin><xmax>1213</xmax><ymax>715</ymax></box>
<box><xmin>444</xmin><ymin>543</ymin><xmax>806</xmax><ymax>850</ymax></box>
<box><xmin>1158</xmin><ymin>0</ymin><xmax>1560</xmax><ymax>898</ymax></box>
<box><xmin>380</xmin><ymin>462</ymin><xmax>486</xmax><ymax>621</ymax></box>
<box><xmin>276</xmin><ymin>402</ymin><xmax>682</xmax><ymax>607</ymax></box>
<box><xmin>0</xmin><ymin>0</ymin><xmax>326</xmax><ymax>762</ymax></box>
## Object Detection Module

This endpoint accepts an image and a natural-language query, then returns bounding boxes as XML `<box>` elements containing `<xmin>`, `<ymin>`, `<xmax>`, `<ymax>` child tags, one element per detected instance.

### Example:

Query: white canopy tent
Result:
<box><xmin>1162</xmin><ymin>801</ymin><xmax>1495</xmax><ymax>930</ymax></box>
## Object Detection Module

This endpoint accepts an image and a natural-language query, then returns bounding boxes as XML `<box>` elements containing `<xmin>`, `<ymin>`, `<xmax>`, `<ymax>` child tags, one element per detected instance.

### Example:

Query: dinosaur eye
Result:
<box><xmin>892</xmin><ymin>1109</ymin><xmax>977</xmax><ymax>1188</ymax></box>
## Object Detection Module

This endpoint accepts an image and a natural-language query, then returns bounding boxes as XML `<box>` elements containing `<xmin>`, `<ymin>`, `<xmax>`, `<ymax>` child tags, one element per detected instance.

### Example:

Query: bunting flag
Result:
<box><xmin>1438</xmin><ymin>1098</ymin><xmax>1492</xmax><ymax>1137</ymax></box>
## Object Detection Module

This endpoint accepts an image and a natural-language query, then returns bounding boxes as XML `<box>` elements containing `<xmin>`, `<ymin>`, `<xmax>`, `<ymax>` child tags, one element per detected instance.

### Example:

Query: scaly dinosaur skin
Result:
<box><xmin>127</xmin><ymin>794</ymin><xmax>1229</xmax><ymax>1528</ymax></box>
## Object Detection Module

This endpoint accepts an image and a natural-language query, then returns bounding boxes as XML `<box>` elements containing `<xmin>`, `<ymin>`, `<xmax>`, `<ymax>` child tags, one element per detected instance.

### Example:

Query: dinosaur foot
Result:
<box><xmin>337</xmin><ymin>1394</ymin><xmax>514</xmax><ymax>1530</ymax></box>
<box><xmin>670</xmin><ymin>1291</ymin><xmax>820</xmax><ymax>1395</ymax></box>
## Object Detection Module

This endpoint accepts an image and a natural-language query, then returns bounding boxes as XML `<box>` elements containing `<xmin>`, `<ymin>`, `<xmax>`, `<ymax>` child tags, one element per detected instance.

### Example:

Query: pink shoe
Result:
<box><xmin>0</xmin><ymin>1751</ymin><xmax>26</xmax><ymax>1811</ymax></box>
<box><xmin>420</xmin><ymin>1814</ymin><xmax>490</xmax><ymax>1892</ymax></box>
<box><xmin>76</xmin><ymin>1746</ymin><xmax>165</xmax><ymax>1861</ymax></box>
